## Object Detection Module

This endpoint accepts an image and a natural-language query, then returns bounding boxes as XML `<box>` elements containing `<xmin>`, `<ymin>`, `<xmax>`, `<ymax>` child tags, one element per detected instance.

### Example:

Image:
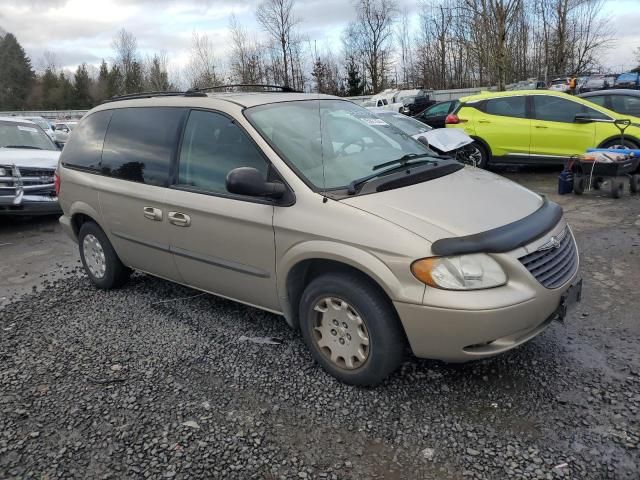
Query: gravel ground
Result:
<box><xmin>1</xmin><ymin>171</ymin><xmax>639</xmax><ymax>479</ymax></box>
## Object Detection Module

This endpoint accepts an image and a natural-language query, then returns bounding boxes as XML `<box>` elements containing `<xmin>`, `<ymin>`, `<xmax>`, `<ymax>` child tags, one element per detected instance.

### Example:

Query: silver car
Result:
<box><xmin>0</xmin><ymin>117</ymin><xmax>61</xmax><ymax>215</ymax></box>
<box><xmin>57</xmin><ymin>91</ymin><xmax>581</xmax><ymax>385</ymax></box>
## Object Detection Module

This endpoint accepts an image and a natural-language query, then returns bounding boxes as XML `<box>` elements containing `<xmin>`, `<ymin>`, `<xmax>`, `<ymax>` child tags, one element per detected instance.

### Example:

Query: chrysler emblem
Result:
<box><xmin>539</xmin><ymin>229</ymin><xmax>567</xmax><ymax>251</ymax></box>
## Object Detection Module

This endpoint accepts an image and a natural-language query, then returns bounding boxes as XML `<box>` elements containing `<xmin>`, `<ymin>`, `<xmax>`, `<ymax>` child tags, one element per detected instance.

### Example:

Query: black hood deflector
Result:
<box><xmin>431</xmin><ymin>197</ymin><xmax>563</xmax><ymax>256</ymax></box>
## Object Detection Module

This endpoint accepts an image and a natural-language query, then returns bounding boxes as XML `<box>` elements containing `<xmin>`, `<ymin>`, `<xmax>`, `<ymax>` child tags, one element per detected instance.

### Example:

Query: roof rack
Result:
<box><xmin>103</xmin><ymin>91</ymin><xmax>186</xmax><ymax>103</ymax></box>
<box><xmin>185</xmin><ymin>84</ymin><xmax>301</xmax><ymax>95</ymax></box>
<box><xmin>102</xmin><ymin>84</ymin><xmax>300</xmax><ymax>104</ymax></box>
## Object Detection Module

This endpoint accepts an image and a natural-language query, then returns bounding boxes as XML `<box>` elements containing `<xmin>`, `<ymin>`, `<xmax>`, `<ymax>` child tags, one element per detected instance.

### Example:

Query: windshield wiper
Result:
<box><xmin>371</xmin><ymin>153</ymin><xmax>436</xmax><ymax>171</ymax></box>
<box><xmin>347</xmin><ymin>155</ymin><xmax>439</xmax><ymax>195</ymax></box>
<box><xmin>3</xmin><ymin>145</ymin><xmax>43</xmax><ymax>150</ymax></box>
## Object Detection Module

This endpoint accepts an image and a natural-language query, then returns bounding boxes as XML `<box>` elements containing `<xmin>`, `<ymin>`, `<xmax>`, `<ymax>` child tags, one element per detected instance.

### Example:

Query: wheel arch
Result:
<box><xmin>469</xmin><ymin>135</ymin><xmax>492</xmax><ymax>157</ymax></box>
<box><xmin>68</xmin><ymin>201</ymin><xmax>104</xmax><ymax>240</ymax></box>
<box><xmin>597</xmin><ymin>134</ymin><xmax>640</xmax><ymax>149</ymax></box>
<box><xmin>278</xmin><ymin>243</ymin><xmax>409</xmax><ymax>330</ymax></box>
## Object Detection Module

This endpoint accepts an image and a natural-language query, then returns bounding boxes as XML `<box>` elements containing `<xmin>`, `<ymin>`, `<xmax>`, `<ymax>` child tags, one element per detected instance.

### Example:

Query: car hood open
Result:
<box><xmin>415</xmin><ymin>128</ymin><xmax>473</xmax><ymax>153</ymax></box>
<box><xmin>0</xmin><ymin>148</ymin><xmax>60</xmax><ymax>169</ymax></box>
<box><xmin>341</xmin><ymin>166</ymin><xmax>543</xmax><ymax>243</ymax></box>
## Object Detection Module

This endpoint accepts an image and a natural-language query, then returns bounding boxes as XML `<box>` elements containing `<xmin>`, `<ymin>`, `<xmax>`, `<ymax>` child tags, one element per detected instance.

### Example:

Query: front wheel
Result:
<box><xmin>298</xmin><ymin>272</ymin><xmax>406</xmax><ymax>386</ymax></box>
<box><xmin>79</xmin><ymin>221</ymin><xmax>131</xmax><ymax>289</ymax></box>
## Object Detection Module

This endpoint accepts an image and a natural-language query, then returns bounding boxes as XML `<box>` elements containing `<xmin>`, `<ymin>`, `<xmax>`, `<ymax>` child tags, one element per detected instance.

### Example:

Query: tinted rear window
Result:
<box><xmin>61</xmin><ymin>111</ymin><xmax>112</xmax><ymax>171</ymax></box>
<box><xmin>101</xmin><ymin>107</ymin><xmax>184</xmax><ymax>186</ymax></box>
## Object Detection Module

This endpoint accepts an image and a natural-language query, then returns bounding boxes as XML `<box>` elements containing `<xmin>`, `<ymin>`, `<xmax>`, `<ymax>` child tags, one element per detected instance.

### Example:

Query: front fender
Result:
<box><xmin>278</xmin><ymin>240</ymin><xmax>422</xmax><ymax>304</ymax></box>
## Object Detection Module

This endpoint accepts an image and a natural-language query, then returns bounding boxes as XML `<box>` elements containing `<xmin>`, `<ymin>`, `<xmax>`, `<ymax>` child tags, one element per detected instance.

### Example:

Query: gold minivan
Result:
<box><xmin>57</xmin><ymin>89</ymin><xmax>581</xmax><ymax>385</ymax></box>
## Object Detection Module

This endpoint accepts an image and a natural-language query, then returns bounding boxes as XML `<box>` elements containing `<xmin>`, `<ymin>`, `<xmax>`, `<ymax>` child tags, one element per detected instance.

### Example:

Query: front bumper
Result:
<box><xmin>396</xmin><ymin>219</ymin><xmax>581</xmax><ymax>362</ymax></box>
<box><xmin>0</xmin><ymin>165</ymin><xmax>60</xmax><ymax>215</ymax></box>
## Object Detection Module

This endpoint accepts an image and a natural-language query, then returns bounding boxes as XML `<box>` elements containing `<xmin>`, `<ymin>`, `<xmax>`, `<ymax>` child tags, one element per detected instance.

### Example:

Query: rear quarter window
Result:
<box><xmin>101</xmin><ymin>107</ymin><xmax>185</xmax><ymax>186</ymax></box>
<box><xmin>60</xmin><ymin>111</ymin><xmax>113</xmax><ymax>171</ymax></box>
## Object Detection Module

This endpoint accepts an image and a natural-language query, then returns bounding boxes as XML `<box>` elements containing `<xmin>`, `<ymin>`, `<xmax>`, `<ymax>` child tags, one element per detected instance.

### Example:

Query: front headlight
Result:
<box><xmin>411</xmin><ymin>254</ymin><xmax>507</xmax><ymax>290</ymax></box>
<box><xmin>0</xmin><ymin>167</ymin><xmax>6</xmax><ymax>176</ymax></box>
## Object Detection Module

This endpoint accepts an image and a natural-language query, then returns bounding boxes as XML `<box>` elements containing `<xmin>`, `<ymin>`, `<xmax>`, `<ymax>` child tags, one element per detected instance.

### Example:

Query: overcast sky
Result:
<box><xmin>1</xmin><ymin>0</ymin><xmax>639</xmax><ymax>78</ymax></box>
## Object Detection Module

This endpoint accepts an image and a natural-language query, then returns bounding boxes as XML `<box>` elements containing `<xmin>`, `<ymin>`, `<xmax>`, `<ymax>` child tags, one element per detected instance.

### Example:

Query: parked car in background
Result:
<box><xmin>614</xmin><ymin>72</ymin><xmax>640</xmax><ymax>90</ymax></box>
<box><xmin>579</xmin><ymin>89</ymin><xmax>640</xmax><ymax>118</ymax></box>
<box><xmin>400</xmin><ymin>94</ymin><xmax>436</xmax><ymax>116</ymax></box>
<box><xmin>0</xmin><ymin>117</ymin><xmax>61</xmax><ymax>215</ymax></box>
<box><xmin>446</xmin><ymin>90</ymin><xmax>640</xmax><ymax>168</ymax></box>
<box><xmin>53</xmin><ymin>121</ymin><xmax>78</xmax><ymax>144</ymax></box>
<box><xmin>57</xmin><ymin>90</ymin><xmax>581</xmax><ymax>385</ymax></box>
<box><xmin>413</xmin><ymin>100</ymin><xmax>460</xmax><ymax>128</ymax></box>
<box><xmin>368</xmin><ymin>108</ymin><xmax>482</xmax><ymax>165</ymax></box>
<box><xmin>507</xmin><ymin>79</ymin><xmax>547</xmax><ymax>91</ymax></box>
<box><xmin>549</xmin><ymin>78</ymin><xmax>570</xmax><ymax>93</ymax></box>
<box><xmin>579</xmin><ymin>75</ymin><xmax>614</xmax><ymax>93</ymax></box>
<box><xmin>20</xmin><ymin>116</ymin><xmax>56</xmax><ymax>141</ymax></box>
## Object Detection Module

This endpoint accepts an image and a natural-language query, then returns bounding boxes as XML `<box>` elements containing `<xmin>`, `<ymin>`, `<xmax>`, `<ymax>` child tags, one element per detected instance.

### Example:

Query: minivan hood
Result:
<box><xmin>0</xmin><ymin>148</ymin><xmax>60</xmax><ymax>169</ymax></box>
<box><xmin>341</xmin><ymin>166</ymin><xmax>543</xmax><ymax>242</ymax></box>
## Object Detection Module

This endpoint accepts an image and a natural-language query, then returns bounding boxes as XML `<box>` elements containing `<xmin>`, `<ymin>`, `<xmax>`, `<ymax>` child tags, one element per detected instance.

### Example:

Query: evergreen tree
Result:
<box><xmin>41</xmin><ymin>68</ymin><xmax>60</xmax><ymax>109</ymax></box>
<box><xmin>91</xmin><ymin>59</ymin><xmax>110</xmax><ymax>104</ymax></box>
<box><xmin>346</xmin><ymin>58</ymin><xmax>363</xmax><ymax>96</ymax></box>
<box><xmin>106</xmin><ymin>64</ymin><xmax>124</xmax><ymax>98</ymax></box>
<box><xmin>58</xmin><ymin>72</ymin><xmax>74</xmax><ymax>108</ymax></box>
<box><xmin>147</xmin><ymin>55</ymin><xmax>170</xmax><ymax>91</ymax></box>
<box><xmin>73</xmin><ymin>63</ymin><xmax>93</xmax><ymax>108</ymax></box>
<box><xmin>0</xmin><ymin>33</ymin><xmax>35</xmax><ymax>109</ymax></box>
<box><xmin>125</xmin><ymin>60</ymin><xmax>144</xmax><ymax>93</ymax></box>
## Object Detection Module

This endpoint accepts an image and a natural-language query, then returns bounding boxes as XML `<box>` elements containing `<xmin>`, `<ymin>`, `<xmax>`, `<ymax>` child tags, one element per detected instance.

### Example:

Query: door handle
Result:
<box><xmin>168</xmin><ymin>211</ymin><xmax>191</xmax><ymax>227</ymax></box>
<box><xmin>534</xmin><ymin>124</ymin><xmax>548</xmax><ymax>129</ymax></box>
<box><xmin>143</xmin><ymin>206</ymin><xmax>162</xmax><ymax>221</ymax></box>
<box><xmin>478</xmin><ymin>120</ymin><xmax>490</xmax><ymax>124</ymax></box>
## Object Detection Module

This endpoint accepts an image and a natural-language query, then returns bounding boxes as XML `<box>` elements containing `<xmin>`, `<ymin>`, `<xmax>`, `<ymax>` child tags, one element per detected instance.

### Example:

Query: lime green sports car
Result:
<box><xmin>446</xmin><ymin>90</ymin><xmax>640</xmax><ymax>169</ymax></box>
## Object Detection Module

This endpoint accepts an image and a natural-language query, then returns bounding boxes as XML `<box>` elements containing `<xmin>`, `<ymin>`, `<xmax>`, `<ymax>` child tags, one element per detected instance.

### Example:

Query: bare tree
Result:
<box><xmin>111</xmin><ymin>28</ymin><xmax>138</xmax><ymax>77</ymax></box>
<box><xmin>229</xmin><ymin>14</ymin><xmax>266</xmax><ymax>84</ymax></box>
<box><xmin>351</xmin><ymin>0</ymin><xmax>397</xmax><ymax>93</ymax></box>
<box><xmin>186</xmin><ymin>32</ymin><xmax>222</xmax><ymax>89</ymax></box>
<box><xmin>256</xmin><ymin>0</ymin><xmax>300</xmax><ymax>87</ymax></box>
<box><xmin>396</xmin><ymin>8</ymin><xmax>413</xmax><ymax>87</ymax></box>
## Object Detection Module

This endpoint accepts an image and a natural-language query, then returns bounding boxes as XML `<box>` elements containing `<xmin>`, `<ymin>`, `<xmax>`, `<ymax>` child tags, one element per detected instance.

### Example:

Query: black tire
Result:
<box><xmin>573</xmin><ymin>175</ymin><xmax>585</xmax><ymax>195</ymax></box>
<box><xmin>78</xmin><ymin>221</ymin><xmax>131</xmax><ymax>289</ymax></box>
<box><xmin>610</xmin><ymin>180</ymin><xmax>623</xmax><ymax>199</ymax></box>
<box><xmin>298</xmin><ymin>272</ymin><xmax>406</xmax><ymax>386</ymax></box>
<box><xmin>467</xmin><ymin>141</ymin><xmax>489</xmax><ymax>169</ymax></box>
<box><xmin>600</xmin><ymin>139</ymin><xmax>639</xmax><ymax>150</ymax></box>
<box><xmin>630</xmin><ymin>175</ymin><xmax>640</xmax><ymax>194</ymax></box>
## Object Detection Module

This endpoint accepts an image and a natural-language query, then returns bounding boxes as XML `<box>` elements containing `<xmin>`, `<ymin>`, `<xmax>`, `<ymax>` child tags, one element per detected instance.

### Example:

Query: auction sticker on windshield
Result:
<box><xmin>360</xmin><ymin>117</ymin><xmax>389</xmax><ymax>126</ymax></box>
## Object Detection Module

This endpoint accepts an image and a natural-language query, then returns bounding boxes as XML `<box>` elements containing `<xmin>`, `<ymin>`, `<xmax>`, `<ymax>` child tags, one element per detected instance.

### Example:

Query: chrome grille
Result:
<box><xmin>519</xmin><ymin>226</ymin><xmax>578</xmax><ymax>289</ymax></box>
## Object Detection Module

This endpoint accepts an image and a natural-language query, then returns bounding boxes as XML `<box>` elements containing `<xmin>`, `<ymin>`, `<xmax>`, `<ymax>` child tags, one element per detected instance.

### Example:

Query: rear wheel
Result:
<box><xmin>79</xmin><ymin>222</ymin><xmax>131</xmax><ymax>289</ymax></box>
<box><xmin>298</xmin><ymin>272</ymin><xmax>405</xmax><ymax>386</ymax></box>
<box><xmin>600</xmin><ymin>139</ymin><xmax>639</xmax><ymax>150</ymax></box>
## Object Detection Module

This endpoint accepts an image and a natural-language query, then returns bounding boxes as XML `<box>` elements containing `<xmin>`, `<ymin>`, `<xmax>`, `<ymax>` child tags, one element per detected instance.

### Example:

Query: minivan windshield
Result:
<box><xmin>245</xmin><ymin>100</ymin><xmax>435</xmax><ymax>190</ymax></box>
<box><xmin>0</xmin><ymin>121</ymin><xmax>58</xmax><ymax>150</ymax></box>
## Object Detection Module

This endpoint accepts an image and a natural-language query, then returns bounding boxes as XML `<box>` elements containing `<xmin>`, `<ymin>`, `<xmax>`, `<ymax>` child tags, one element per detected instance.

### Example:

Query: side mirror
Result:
<box><xmin>574</xmin><ymin>113</ymin><xmax>594</xmax><ymax>123</ymax></box>
<box><xmin>417</xmin><ymin>136</ymin><xmax>429</xmax><ymax>148</ymax></box>
<box><xmin>51</xmin><ymin>125</ymin><xmax>56</xmax><ymax>131</ymax></box>
<box><xmin>55</xmin><ymin>141</ymin><xmax>64</xmax><ymax>150</ymax></box>
<box><xmin>226</xmin><ymin>167</ymin><xmax>285</xmax><ymax>199</ymax></box>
